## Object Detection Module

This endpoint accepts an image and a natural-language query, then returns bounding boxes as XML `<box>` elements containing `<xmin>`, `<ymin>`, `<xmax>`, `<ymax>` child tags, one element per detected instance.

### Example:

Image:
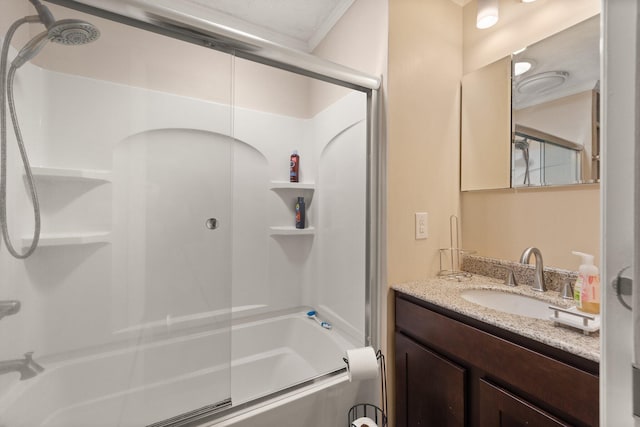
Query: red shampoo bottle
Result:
<box><xmin>290</xmin><ymin>150</ymin><xmax>299</xmax><ymax>182</ymax></box>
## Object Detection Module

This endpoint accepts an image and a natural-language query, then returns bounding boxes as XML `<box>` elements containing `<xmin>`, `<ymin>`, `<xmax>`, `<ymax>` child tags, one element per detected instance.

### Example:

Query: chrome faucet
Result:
<box><xmin>519</xmin><ymin>247</ymin><xmax>546</xmax><ymax>292</ymax></box>
<box><xmin>0</xmin><ymin>300</ymin><xmax>21</xmax><ymax>320</ymax></box>
<box><xmin>0</xmin><ymin>352</ymin><xmax>44</xmax><ymax>380</ymax></box>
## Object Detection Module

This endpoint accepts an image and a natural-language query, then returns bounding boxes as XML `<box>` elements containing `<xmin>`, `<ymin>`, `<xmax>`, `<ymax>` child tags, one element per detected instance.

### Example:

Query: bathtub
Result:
<box><xmin>0</xmin><ymin>310</ymin><xmax>371</xmax><ymax>427</ymax></box>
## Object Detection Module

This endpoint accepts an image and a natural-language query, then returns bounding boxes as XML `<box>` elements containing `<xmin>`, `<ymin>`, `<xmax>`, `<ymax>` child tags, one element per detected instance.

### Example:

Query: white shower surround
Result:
<box><xmin>0</xmin><ymin>53</ymin><xmax>370</xmax><ymax>425</ymax></box>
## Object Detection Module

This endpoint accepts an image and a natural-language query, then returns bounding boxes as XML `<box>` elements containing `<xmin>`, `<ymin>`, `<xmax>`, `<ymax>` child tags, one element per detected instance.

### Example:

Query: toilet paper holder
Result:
<box><xmin>344</xmin><ymin>349</ymin><xmax>388</xmax><ymax>427</ymax></box>
<box><xmin>348</xmin><ymin>403</ymin><xmax>386</xmax><ymax>427</ymax></box>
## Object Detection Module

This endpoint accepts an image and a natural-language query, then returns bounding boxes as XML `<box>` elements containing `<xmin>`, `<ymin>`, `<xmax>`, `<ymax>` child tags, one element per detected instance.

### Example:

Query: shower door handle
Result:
<box><xmin>612</xmin><ymin>266</ymin><xmax>632</xmax><ymax>310</ymax></box>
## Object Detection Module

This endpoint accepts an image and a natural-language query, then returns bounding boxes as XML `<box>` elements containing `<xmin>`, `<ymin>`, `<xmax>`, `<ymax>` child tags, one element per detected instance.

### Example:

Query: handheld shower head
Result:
<box><xmin>12</xmin><ymin>31</ymin><xmax>50</xmax><ymax>68</ymax></box>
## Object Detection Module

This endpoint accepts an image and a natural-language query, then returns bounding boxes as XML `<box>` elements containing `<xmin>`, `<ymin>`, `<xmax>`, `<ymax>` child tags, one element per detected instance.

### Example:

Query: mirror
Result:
<box><xmin>511</xmin><ymin>15</ymin><xmax>600</xmax><ymax>187</ymax></box>
<box><xmin>460</xmin><ymin>15</ymin><xmax>600</xmax><ymax>191</ymax></box>
<box><xmin>461</xmin><ymin>57</ymin><xmax>511</xmax><ymax>191</ymax></box>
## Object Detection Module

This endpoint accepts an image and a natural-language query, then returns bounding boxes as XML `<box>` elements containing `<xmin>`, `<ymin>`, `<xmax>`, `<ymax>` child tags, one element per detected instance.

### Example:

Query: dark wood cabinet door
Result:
<box><xmin>479</xmin><ymin>379</ymin><xmax>571</xmax><ymax>427</ymax></box>
<box><xmin>395</xmin><ymin>332</ymin><xmax>466</xmax><ymax>427</ymax></box>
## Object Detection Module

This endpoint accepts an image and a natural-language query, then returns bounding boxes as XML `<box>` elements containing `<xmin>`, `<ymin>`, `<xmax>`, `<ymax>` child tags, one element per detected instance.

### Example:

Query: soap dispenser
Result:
<box><xmin>571</xmin><ymin>251</ymin><xmax>600</xmax><ymax>314</ymax></box>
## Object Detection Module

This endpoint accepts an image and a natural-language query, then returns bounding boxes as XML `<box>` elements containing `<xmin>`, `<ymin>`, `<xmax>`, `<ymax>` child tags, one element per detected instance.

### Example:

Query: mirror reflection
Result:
<box><xmin>511</xmin><ymin>15</ymin><xmax>600</xmax><ymax>187</ymax></box>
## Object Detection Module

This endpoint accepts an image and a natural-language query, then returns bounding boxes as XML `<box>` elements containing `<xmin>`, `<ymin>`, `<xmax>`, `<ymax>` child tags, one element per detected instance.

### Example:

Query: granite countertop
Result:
<box><xmin>392</xmin><ymin>275</ymin><xmax>600</xmax><ymax>362</ymax></box>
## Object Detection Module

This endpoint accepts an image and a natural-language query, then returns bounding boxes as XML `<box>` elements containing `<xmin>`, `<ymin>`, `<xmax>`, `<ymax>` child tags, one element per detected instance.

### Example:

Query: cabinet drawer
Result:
<box><xmin>395</xmin><ymin>295</ymin><xmax>598</xmax><ymax>426</ymax></box>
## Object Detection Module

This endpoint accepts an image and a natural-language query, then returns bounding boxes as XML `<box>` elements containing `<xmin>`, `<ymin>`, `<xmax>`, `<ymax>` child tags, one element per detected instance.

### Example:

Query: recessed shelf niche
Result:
<box><xmin>268</xmin><ymin>181</ymin><xmax>315</xmax><ymax>235</ymax></box>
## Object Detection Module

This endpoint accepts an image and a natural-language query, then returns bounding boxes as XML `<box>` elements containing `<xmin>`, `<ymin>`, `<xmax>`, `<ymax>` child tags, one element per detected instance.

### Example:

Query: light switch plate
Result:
<box><xmin>415</xmin><ymin>212</ymin><xmax>428</xmax><ymax>239</ymax></box>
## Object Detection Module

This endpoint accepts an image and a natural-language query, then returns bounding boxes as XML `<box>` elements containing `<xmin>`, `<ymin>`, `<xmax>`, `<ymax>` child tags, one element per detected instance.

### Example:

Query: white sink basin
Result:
<box><xmin>460</xmin><ymin>289</ymin><xmax>552</xmax><ymax>320</ymax></box>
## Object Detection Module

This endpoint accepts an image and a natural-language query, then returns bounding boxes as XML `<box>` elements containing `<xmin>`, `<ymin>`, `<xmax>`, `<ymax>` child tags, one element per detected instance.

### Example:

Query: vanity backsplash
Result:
<box><xmin>462</xmin><ymin>254</ymin><xmax>578</xmax><ymax>292</ymax></box>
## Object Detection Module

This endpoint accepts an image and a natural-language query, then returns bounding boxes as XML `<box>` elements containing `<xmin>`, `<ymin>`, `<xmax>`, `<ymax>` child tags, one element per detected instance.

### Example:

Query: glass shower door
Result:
<box><xmin>111</xmin><ymin>127</ymin><xmax>234</xmax><ymax>425</ymax></box>
<box><xmin>0</xmin><ymin>3</ymin><xmax>234</xmax><ymax>426</ymax></box>
<box><xmin>107</xmin><ymin>26</ymin><xmax>235</xmax><ymax>427</ymax></box>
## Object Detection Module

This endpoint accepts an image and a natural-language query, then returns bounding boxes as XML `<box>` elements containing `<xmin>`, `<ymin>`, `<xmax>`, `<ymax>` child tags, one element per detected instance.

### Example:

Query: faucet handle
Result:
<box><xmin>504</xmin><ymin>269</ymin><xmax>518</xmax><ymax>287</ymax></box>
<box><xmin>561</xmin><ymin>279</ymin><xmax>574</xmax><ymax>300</ymax></box>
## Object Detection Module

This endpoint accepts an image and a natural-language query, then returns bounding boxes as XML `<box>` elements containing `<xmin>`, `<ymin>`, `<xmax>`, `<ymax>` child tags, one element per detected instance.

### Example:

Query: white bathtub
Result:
<box><xmin>0</xmin><ymin>310</ymin><xmax>368</xmax><ymax>427</ymax></box>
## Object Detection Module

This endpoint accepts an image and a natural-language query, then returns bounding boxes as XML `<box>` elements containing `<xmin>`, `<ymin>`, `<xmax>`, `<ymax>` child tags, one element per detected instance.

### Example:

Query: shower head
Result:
<box><xmin>48</xmin><ymin>19</ymin><xmax>100</xmax><ymax>46</ymax></box>
<box><xmin>513</xmin><ymin>138</ymin><xmax>529</xmax><ymax>151</ymax></box>
<box><xmin>11</xmin><ymin>18</ymin><xmax>100</xmax><ymax>68</ymax></box>
<box><xmin>26</xmin><ymin>0</ymin><xmax>100</xmax><ymax>45</ymax></box>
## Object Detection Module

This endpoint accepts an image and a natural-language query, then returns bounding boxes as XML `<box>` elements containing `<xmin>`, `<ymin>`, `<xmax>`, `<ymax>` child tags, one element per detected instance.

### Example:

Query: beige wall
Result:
<box><xmin>462</xmin><ymin>185</ymin><xmax>600</xmax><ymax>269</ymax></box>
<box><xmin>18</xmin><ymin>2</ymin><xmax>392</xmax><ymax>118</ymax></box>
<box><xmin>311</xmin><ymin>0</ymin><xmax>388</xmax><ymax>114</ymax></box>
<box><xmin>387</xmin><ymin>2</ymin><xmax>461</xmax><ymax>423</ymax></box>
<box><xmin>17</xmin><ymin>3</ymin><xmax>311</xmax><ymax>118</ymax></box>
<box><xmin>388</xmin><ymin>0</ymin><xmax>463</xmax><ymax>283</ymax></box>
<box><xmin>4</xmin><ymin>1</ymin><xmax>394</xmax><ymax>119</ymax></box>
<box><xmin>2</xmin><ymin>0</ymin><xmax>32</xmax><ymax>48</ymax></box>
<box><xmin>461</xmin><ymin>0</ymin><xmax>601</xmax><ymax>270</ymax></box>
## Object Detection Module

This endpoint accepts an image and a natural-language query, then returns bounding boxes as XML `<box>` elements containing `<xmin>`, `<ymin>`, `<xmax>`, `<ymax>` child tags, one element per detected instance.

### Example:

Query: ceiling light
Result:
<box><xmin>514</xmin><ymin>60</ymin><xmax>533</xmax><ymax>76</ymax></box>
<box><xmin>521</xmin><ymin>0</ymin><xmax>537</xmax><ymax>3</ymax></box>
<box><xmin>516</xmin><ymin>71</ymin><xmax>570</xmax><ymax>94</ymax></box>
<box><xmin>476</xmin><ymin>0</ymin><xmax>499</xmax><ymax>29</ymax></box>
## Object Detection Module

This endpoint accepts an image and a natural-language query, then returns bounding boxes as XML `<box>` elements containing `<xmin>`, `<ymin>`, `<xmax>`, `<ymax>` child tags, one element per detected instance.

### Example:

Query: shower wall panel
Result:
<box><xmin>232</xmin><ymin>107</ymin><xmax>311</xmax><ymax>320</ymax></box>
<box><xmin>0</xmin><ymin>55</ymin><xmax>51</xmax><ymax>368</ymax></box>
<box><xmin>311</xmin><ymin>92</ymin><xmax>367</xmax><ymax>342</ymax></box>
<box><xmin>112</xmin><ymin>129</ymin><xmax>233</xmax><ymax>333</ymax></box>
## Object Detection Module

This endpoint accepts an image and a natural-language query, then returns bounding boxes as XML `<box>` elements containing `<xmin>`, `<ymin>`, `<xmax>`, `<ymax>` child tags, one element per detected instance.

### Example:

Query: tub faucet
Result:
<box><xmin>0</xmin><ymin>352</ymin><xmax>44</xmax><ymax>380</ymax></box>
<box><xmin>519</xmin><ymin>247</ymin><xmax>546</xmax><ymax>292</ymax></box>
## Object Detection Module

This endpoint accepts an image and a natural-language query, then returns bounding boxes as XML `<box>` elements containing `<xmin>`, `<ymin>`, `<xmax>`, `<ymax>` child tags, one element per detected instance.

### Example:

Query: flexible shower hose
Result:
<box><xmin>1</xmin><ymin>16</ymin><xmax>42</xmax><ymax>258</ymax></box>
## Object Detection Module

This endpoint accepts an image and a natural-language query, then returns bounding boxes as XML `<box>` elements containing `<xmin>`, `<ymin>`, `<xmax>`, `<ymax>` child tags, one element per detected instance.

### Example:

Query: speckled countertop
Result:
<box><xmin>392</xmin><ymin>275</ymin><xmax>600</xmax><ymax>362</ymax></box>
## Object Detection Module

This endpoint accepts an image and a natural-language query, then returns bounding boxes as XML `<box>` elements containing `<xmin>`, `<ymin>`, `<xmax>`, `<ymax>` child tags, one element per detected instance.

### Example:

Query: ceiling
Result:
<box><xmin>186</xmin><ymin>0</ymin><xmax>355</xmax><ymax>52</ymax></box>
<box><xmin>186</xmin><ymin>0</ymin><xmax>469</xmax><ymax>52</ymax></box>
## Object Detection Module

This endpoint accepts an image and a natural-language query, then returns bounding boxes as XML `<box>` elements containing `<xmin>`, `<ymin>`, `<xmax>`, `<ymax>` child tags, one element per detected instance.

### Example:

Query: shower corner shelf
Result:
<box><xmin>23</xmin><ymin>231</ymin><xmax>111</xmax><ymax>248</ymax></box>
<box><xmin>269</xmin><ymin>181</ymin><xmax>315</xmax><ymax>191</ymax></box>
<box><xmin>269</xmin><ymin>226</ymin><xmax>316</xmax><ymax>236</ymax></box>
<box><xmin>30</xmin><ymin>166</ymin><xmax>112</xmax><ymax>183</ymax></box>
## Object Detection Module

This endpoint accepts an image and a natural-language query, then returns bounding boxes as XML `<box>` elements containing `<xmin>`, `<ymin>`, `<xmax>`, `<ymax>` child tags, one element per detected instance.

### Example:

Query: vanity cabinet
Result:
<box><xmin>394</xmin><ymin>293</ymin><xmax>599</xmax><ymax>427</ymax></box>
